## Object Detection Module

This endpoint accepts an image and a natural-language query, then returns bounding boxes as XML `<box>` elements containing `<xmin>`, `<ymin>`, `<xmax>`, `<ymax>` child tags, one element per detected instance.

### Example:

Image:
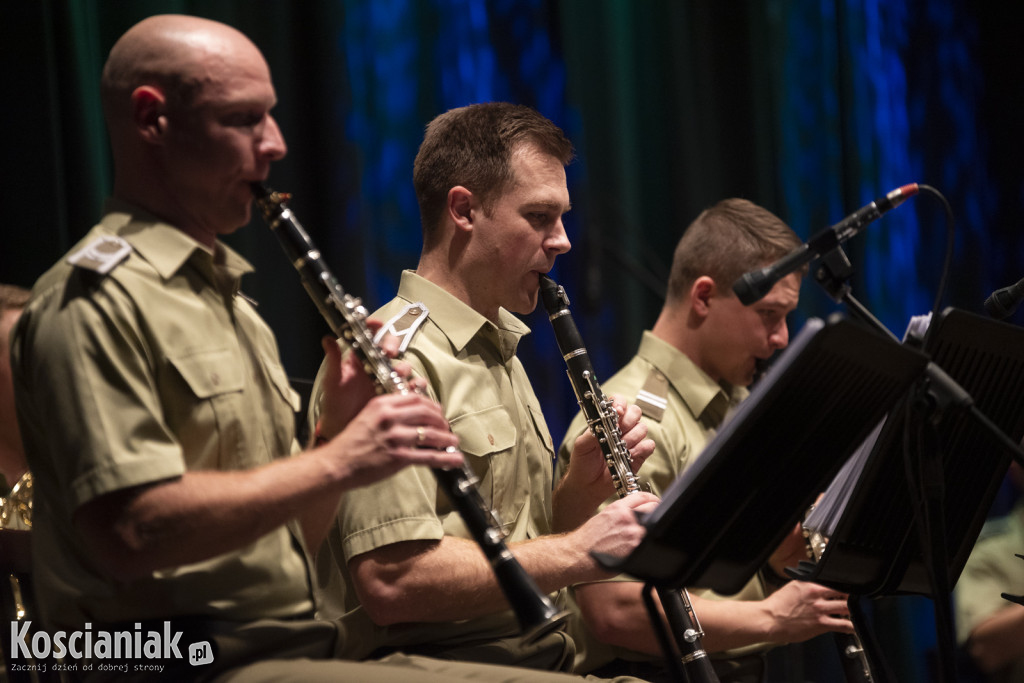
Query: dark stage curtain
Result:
<box><xmin>3</xmin><ymin>2</ymin><xmax>1022</xmax><ymax>680</ymax></box>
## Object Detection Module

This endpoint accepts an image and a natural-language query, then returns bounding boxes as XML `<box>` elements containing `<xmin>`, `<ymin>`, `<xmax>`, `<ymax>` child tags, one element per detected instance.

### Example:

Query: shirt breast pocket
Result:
<box><xmin>166</xmin><ymin>348</ymin><xmax>246</xmax><ymax>469</ymax></box>
<box><xmin>261</xmin><ymin>352</ymin><xmax>302</xmax><ymax>414</ymax></box>
<box><xmin>450</xmin><ymin>405</ymin><xmax>524</xmax><ymax>531</ymax></box>
<box><xmin>261</xmin><ymin>352</ymin><xmax>303</xmax><ymax>456</ymax></box>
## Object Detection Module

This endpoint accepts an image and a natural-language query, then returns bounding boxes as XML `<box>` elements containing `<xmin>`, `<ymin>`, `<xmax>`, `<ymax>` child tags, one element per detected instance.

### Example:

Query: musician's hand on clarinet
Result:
<box><xmin>316</xmin><ymin>321</ymin><xmax>425</xmax><ymax>442</ymax></box>
<box><xmin>569</xmin><ymin>493</ymin><xmax>659</xmax><ymax>579</ymax></box>
<box><xmin>763</xmin><ymin>581</ymin><xmax>856</xmax><ymax>643</ymax></box>
<box><xmin>615</xmin><ymin>398</ymin><xmax>655</xmax><ymax>472</ymax></box>
<box><xmin>563</xmin><ymin>396</ymin><xmax>653</xmax><ymax>494</ymax></box>
<box><xmin>319</xmin><ymin>391</ymin><xmax>462</xmax><ymax>490</ymax></box>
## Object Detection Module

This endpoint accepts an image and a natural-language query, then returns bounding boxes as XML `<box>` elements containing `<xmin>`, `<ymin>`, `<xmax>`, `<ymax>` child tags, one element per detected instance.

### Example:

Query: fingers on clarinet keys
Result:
<box><xmin>414</xmin><ymin>426</ymin><xmax>460</xmax><ymax>456</ymax></box>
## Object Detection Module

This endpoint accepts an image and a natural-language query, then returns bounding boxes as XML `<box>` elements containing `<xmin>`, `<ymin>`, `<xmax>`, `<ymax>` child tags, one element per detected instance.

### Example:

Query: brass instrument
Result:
<box><xmin>251</xmin><ymin>184</ymin><xmax>567</xmax><ymax>643</ymax></box>
<box><xmin>1</xmin><ymin>473</ymin><xmax>35</xmax><ymax>674</ymax></box>
<box><xmin>0</xmin><ymin>471</ymin><xmax>32</xmax><ymax>530</ymax></box>
<box><xmin>539</xmin><ymin>274</ymin><xmax>719</xmax><ymax>683</ymax></box>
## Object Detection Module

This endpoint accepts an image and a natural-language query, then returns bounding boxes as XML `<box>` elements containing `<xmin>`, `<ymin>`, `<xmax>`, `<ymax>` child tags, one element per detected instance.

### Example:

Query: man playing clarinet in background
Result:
<box><xmin>559</xmin><ymin>199</ymin><xmax>856</xmax><ymax>683</ymax></box>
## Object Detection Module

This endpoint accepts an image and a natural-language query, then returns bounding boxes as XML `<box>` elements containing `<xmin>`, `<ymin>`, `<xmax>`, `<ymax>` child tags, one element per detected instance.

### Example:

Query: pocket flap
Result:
<box><xmin>450</xmin><ymin>405</ymin><xmax>516</xmax><ymax>457</ymax></box>
<box><xmin>168</xmin><ymin>348</ymin><xmax>244</xmax><ymax>399</ymax></box>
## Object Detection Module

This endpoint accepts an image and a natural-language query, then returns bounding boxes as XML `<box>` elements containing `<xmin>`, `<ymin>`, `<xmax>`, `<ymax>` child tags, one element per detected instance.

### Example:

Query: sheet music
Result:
<box><xmin>804</xmin><ymin>313</ymin><xmax>932</xmax><ymax>538</ymax></box>
<box><xmin>804</xmin><ymin>420</ymin><xmax>884</xmax><ymax>536</ymax></box>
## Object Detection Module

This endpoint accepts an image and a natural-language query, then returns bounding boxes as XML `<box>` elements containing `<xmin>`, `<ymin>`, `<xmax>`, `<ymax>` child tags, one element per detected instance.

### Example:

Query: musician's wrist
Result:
<box><xmin>552</xmin><ymin>470</ymin><xmax>608</xmax><ymax>532</ymax></box>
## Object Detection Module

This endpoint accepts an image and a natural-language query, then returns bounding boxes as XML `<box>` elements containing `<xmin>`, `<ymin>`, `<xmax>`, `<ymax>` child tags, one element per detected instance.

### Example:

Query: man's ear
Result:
<box><xmin>447</xmin><ymin>186</ymin><xmax>474</xmax><ymax>234</ymax></box>
<box><xmin>131</xmin><ymin>85</ymin><xmax>167</xmax><ymax>142</ymax></box>
<box><xmin>690</xmin><ymin>276</ymin><xmax>717</xmax><ymax>319</ymax></box>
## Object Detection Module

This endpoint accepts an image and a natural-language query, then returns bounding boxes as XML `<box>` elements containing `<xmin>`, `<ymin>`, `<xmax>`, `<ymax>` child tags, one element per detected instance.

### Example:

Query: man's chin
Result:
<box><xmin>735</xmin><ymin>367</ymin><xmax>757</xmax><ymax>388</ymax></box>
<box><xmin>526</xmin><ymin>293</ymin><xmax>542</xmax><ymax>315</ymax></box>
<box><xmin>508</xmin><ymin>292</ymin><xmax>539</xmax><ymax>316</ymax></box>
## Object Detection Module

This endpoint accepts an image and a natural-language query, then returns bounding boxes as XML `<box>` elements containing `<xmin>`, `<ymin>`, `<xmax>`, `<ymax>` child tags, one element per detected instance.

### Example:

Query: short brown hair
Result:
<box><xmin>0</xmin><ymin>285</ymin><xmax>30</xmax><ymax>316</ymax></box>
<box><xmin>413</xmin><ymin>102</ymin><xmax>573</xmax><ymax>243</ymax></box>
<box><xmin>665</xmin><ymin>198</ymin><xmax>804</xmax><ymax>303</ymax></box>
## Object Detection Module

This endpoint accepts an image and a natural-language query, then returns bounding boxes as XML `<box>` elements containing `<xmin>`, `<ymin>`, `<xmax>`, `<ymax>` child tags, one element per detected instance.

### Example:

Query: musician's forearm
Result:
<box><xmin>551</xmin><ymin>469</ymin><xmax>607</xmax><ymax>532</ymax></box>
<box><xmin>78</xmin><ymin>457</ymin><xmax>344</xmax><ymax>581</ymax></box>
<box><xmin>967</xmin><ymin>604</ymin><xmax>1024</xmax><ymax>673</ymax></box>
<box><xmin>352</xmin><ymin>531</ymin><xmax>603</xmax><ymax>625</ymax></box>
<box><xmin>576</xmin><ymin>582</ymin><xmax>764</xmax><ymax>655</ymax></box>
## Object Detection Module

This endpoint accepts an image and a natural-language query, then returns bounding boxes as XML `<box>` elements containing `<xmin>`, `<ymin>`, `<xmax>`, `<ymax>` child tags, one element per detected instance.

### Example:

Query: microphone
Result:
<box><xmin>984</xmin><ymin>277</ymin><xmax>1024</xmax><ymax>319</ymax></box>
<box><xmin>732</xmin><ymin>184</ymin><xmax>919</xmax><ymax>305</ymax></box>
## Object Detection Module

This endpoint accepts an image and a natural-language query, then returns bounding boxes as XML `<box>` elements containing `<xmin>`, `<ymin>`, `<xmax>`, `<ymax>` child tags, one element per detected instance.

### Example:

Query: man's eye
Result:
<box><xmin>225</xmin><ymin>112</ymin><xmax>263</xmax><ymax>127</ymax></box>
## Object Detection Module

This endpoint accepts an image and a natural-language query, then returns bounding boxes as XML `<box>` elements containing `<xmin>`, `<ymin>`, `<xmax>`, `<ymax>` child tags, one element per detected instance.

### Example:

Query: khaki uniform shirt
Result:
<box><xmin>11</xmin><ymin>201</ymin><xmax>312</xmax><ymax>630</ymax></box>
<box><xmin>557</xmin><ymin>331</ymin><xmax>767</xmax><ymax>672</ymax></box>
<box><xmin>954</xmin><ymin>501</ymin><xmax>1024</xmax><ymax>683</ymax></box>
<box><xmin>312</xmin><ymin>270</ymin><xmax>561</xmax><ymax>661</ymax></box>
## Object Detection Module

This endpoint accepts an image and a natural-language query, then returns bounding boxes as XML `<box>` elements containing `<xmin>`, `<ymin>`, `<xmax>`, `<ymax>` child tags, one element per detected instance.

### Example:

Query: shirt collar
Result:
<box><xmin>636</xmin><ymin>330</ymin><xmax>747</xmax><ymax>426</ymax></box>
<box><xmin>101</xmin><ymin>198</ymin><xmax>254</xmax><ymax>283</ymax></box>
<box><xmin>395</xmin><ymin>270</ymin><xmax>530</xmax><ymax>362</ymax></box>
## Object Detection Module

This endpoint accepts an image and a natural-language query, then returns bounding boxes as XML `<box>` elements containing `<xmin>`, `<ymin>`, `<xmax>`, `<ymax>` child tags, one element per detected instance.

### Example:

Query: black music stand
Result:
<box><xmin>596</xmin><ymin>315</ymin><xmax>929</xmax><ymax>679</ymax></box>
<box><xmin>788</xmin><ymin>307</ymin><xmax>1024</xmax><ymax>682</ymax></box>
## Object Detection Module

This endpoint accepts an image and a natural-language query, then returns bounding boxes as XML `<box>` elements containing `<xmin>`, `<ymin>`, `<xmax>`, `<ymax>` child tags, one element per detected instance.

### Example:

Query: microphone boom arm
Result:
<box><xmin>733</xmin><ymin>184</ymin><xmax>919</xmax><ymax>305</ymax></box>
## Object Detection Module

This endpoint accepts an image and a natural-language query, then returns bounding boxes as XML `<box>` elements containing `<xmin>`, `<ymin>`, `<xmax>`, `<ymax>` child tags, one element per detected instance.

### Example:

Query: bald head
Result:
<box><xmin>101</xmin><ymin>15</ymin><xmax>267</xmax><ymax>134</ymax></box>
<box><xmin>99</xmin><ymin>14</ymin><xmax>286</xmax><ymax>244</ymax></box>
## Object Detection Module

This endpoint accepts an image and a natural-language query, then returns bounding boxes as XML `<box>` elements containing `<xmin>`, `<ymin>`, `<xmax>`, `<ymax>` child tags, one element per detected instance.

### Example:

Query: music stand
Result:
<box><xmin>598</xmin><ymin>314</ymin><xmax>929</xmax><ymax>595</ymax></box>
<box><xmin>789</xmin><ymin>307</ymin><xmax>1024</xmax><ymax>682</ymax></box>
<box><xmin>792</xmin><ymin>308</ymin><xmax>1024</xmax><ymax>591</ymax></box>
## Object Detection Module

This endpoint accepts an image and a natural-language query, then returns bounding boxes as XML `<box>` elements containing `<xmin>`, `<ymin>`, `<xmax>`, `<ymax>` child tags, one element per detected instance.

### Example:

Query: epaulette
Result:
<box><xmin>67</xmin><ymin>235</ymin><xmax>132</xmax><ymax>275</ymax></box>
<box><xmin>373</xmin><ymin>302</ymin><xmax>430</xmax><ymax>354</ymax></box>
<box><xmin>635</xmin><ymin>368</ymin><xmax>669</xmax><ymax>422</ymax></box>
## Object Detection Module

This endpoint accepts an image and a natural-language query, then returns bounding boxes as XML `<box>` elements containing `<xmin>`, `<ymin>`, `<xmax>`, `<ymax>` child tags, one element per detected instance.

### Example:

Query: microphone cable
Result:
<box><xmin>916</xmin><ymin>184</ymin><xmax>954</xmax><ymax>319</ymax></box>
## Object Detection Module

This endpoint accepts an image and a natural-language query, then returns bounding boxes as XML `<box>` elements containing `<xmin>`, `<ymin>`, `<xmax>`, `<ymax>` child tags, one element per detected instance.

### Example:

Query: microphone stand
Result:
<box><xmin>811</xmin><ymin>245</ymin><xmax>1024</xmax><ymax>683</ymax></box>
<box><xmin>814</xmin><ymin>246</ymin><xmax>1024</xmax><ymax>467</ymax></box>
<box><xmin>813</xmin><ymin>248</ymin><xmax>896</xmax><ymax>343</ymax></box>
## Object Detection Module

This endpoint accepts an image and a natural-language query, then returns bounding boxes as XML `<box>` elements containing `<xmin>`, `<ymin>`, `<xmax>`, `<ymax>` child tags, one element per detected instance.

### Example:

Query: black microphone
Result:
<box><xmin>732</xmin><ymin>184</ymin><xmax>919</xmax><ymax>305</ymax></box>
<box><xmin>984</xmin><ymin>277</ymin><xmax>1024</xmax><ymax>319</ymax></box>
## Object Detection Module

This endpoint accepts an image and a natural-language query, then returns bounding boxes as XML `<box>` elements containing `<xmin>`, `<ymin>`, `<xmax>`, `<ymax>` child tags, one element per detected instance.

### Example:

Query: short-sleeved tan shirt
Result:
<box><xmin>953</xmin><ymin>501</ymin><xmax>1024</xmax><ymax>682</ymax></box>
<box><xmin>11</xmin><ymin>201</ymin><xmax>312</xmax><ymax>629</ymax></box>
<box><xmin>311</xmin><ymin>270</ymin><xmax>561</xmax><ymax>660</ymax></box>
<box><xmin>557</xmin><ymin>331</ymin><xmax>768</xmax><ymax>671</ymax></box>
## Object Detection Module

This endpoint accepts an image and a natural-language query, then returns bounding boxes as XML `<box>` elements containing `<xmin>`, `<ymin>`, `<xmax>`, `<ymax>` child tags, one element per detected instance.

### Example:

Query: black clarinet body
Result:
<box><xmin>253</xmin><ymin>184</ymin><xmax>567</xmax><ymax>643</ymax></box>
<box><xmin>539</xmin><ymin>274</ymin><xmax>719</xmax><ymax>683</ymax></box>
<box><xmin>805</xmin><ymin>528</ymin><xmax>875</xmax><ymax>682</ymax></box>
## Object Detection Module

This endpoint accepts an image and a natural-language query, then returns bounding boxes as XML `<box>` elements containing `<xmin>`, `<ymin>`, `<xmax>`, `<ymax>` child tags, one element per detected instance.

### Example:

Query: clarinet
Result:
<box><xmin>252</xmin><ymin>183</ymin><xmax>568</xmax><ymax>643</ymax></box>
<box><xmin>539</xmin><ymin>274</ymin><xmax>719</xmax><ymax>683</ymax></box>
<box><xmin>804</xmin><ymin>520</ymin><xmax>874</xmax><ymax>682</ymax></box>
